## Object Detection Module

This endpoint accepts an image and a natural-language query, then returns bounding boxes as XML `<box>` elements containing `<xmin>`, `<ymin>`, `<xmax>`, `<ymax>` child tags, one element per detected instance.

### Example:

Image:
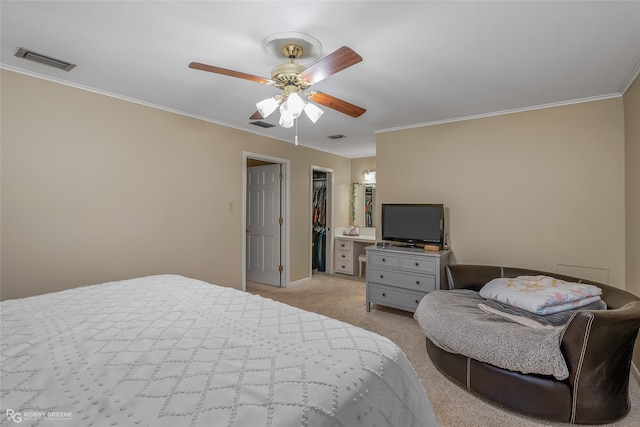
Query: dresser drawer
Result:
<box><xmin>368</xmin><ymin>284</ymin><xmax>425</xmax><ymax>312</ymax></box>
<box><xmin>335</xmin><ymin>249</ymin><xmax>351</xmax><ymax>262</ymax></box>
<box><xmin>335</xmin><ymin>260</ymin><xmax>354</xmax><ymax>275</ymax></box>
<box><xmin>335</xmin><ymin>239</ymin><xmax>353</xmax><ymax>251</ymax></box>
<box><xmin>369</xmin><ymin>268</ymin><xmax>436</xmax><ymax>292</ymax></box>
<box><xmin>368</xmin><ymin>252</ymin><xmax>400</xmax><ymax>268</ymax></box>
<box><xmin>400</xmin><ymin>255</ymin><xmax>437</xmax><ymax>274</ymax></box>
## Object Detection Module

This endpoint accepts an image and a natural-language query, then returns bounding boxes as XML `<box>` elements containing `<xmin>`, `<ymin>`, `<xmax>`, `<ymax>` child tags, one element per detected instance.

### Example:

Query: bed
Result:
<box><xmin>1</xmin><ymin>274</ymin><xmax>437</xmax><ymax>426</ymax></box>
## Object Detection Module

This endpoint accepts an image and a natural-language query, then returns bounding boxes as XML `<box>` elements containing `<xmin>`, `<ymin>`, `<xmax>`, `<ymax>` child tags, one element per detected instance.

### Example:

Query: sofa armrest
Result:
<box><xmin>560</xmin><ymin>302</ymin><xmax>640</xmax><ymax>424</ymax></box>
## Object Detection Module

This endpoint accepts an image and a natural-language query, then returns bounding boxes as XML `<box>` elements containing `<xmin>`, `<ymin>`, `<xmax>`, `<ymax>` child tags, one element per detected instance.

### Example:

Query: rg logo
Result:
<box><xmin>6</xmin><ymin>409</ymin><xmax>22</xmax><ymax>423</ymax></box>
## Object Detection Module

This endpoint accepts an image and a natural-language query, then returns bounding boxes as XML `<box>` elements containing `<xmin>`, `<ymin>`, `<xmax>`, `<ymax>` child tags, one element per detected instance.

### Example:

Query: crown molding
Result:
<box><xmin>3</xmin><ymin>63</ymin><xmax>629</xmax><ymax>145</ymax></box>
<box><xmin>0</xmin><ymin>64</ymin><xmax>293</xmax><ymax>145</ymax></box>
<box><xmin>621</xmin><ymin>60</ymin><xmax>640</xmax><ymax>95</ymax></box>
<box><xmin>375</xmin><ymin>93</ymin><xmax>622</xmax><ymax>135</ymax></box>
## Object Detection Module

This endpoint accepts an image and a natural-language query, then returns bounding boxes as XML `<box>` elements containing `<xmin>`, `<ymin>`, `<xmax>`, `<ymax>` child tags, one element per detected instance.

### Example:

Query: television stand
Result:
<box><xmin>365</xmin><ymin>246</ymin><xmax>450</xmax><ymax>313</ymax></box>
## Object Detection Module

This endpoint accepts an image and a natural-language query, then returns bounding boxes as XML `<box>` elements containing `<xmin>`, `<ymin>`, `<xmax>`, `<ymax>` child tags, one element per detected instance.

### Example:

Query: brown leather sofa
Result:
<box><xmin>425</xmin><ymin>264</ymin><xmax>640</xmax><ymax>424</ymax></box>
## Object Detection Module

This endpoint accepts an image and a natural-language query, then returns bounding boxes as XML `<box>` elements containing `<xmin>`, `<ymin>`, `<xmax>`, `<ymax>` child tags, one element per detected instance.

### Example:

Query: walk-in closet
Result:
<box><xmin>312</xmin><ymin>170</ymin><xmax>327</xmax><ymax>272</ymax></box>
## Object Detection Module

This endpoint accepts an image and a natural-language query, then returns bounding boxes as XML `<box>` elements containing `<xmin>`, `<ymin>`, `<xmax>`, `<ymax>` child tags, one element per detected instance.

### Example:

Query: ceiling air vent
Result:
<box><xmin>15</xmin><ymin>47</ymin><xmax>76</xmax><ymax>71</ymax></box>
<box><xmin>327</xmin><ymin>134</ymin><xmax>345</xmax><ymax>140</ymax></box>
<box><xmin>250</xmin><ymin>121</ymin><xmax>275</xmax><ymax>129</ymax></box>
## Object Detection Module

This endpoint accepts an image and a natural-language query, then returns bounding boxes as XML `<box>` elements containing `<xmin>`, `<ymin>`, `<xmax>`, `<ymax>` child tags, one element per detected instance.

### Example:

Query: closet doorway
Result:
<box><xmin>311</xmin><ymin>166</ymin><xmax>333</xmax><ymax>276</ymax></box>
<box><xmin>243</xmin><ymin>153</ymin><xmax>290</xmax><ymax>291</ymax></box>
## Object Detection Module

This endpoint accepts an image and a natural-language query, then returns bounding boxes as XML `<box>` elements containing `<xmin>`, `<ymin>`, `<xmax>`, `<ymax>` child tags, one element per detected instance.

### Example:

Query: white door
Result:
<box><xmin>246</xmin><ymin>164</ymin><xmax>281</xmax><ymax>286</ymax></box>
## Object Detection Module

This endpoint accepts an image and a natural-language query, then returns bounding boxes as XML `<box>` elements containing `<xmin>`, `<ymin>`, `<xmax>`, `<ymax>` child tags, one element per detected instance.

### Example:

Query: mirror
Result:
<box><xmin>351</xmin><ymin>183</ymin><xmax>375</xmax><ymax>227</ymax></box>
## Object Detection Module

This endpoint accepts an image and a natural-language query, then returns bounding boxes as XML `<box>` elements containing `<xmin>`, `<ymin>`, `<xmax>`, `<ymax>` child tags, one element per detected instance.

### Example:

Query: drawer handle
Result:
<box><xmin>416</xmin><ymin>281</ymin><xmax>420</xmax><ymax>285</ymax></box>
<box><xmin>382</xmin><ymin>258</ymin><xmax>386</xmax><ymax>262</ymax></box>
<box><xmin>382</xmin><ymin>293</ymin><xmax>386</xmax><ymax>297</ymax></box>
<box><xmin>415</xmin><ymin>299</ymin><xmax>419</xmax><ymax>304</ymax></box>
<box><xmin>341</xmin><ymin>255</ymin><xmax>346</xmax><ymax>258</ymax></box>
<box><xmin>415</xmin><ymin>262</ymin><xmax>419</xmax><ymax>266</ymax></box>
<box><xmin>342</xmin><ymin>265</ymin><xmax>346</xmax><ymax>269</ymax></box>
<box><xmin>379</xmin><ymin>274</ymin><xmax>384</xmax><ymax>279</ymax></box>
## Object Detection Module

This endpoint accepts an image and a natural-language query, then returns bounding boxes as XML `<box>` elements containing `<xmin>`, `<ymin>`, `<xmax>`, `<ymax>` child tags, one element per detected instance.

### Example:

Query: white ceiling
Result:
<box><xmin>2</xmin><ymin>1</ymin><xmax>639</xmax><ymax>158</ymax></box>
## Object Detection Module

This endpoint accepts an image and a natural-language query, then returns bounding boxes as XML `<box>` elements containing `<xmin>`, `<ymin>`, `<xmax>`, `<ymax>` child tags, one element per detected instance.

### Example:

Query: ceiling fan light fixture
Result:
<box><xmin>285</xmin><ymin>92</ymin><xmax>305</xmax><ymax>118</ymax></box>
<box><xmin>279</xmin><ymin>113</ymin><xmax>295</xmax><ymax>128</ymax></box>
<box><xmin>279</xmin><ymin>103</ymin><xmax>295</xmax><ymax>128</ymax></box>
<box><xmin>304</xmin><ymin>102</ymin><xmax>324</xmax><ymax>123</ymax></box>
<box><xmin>256</xmin><ymin>97</ymin><xmax>279</xmax><ymax>118</ymax></box>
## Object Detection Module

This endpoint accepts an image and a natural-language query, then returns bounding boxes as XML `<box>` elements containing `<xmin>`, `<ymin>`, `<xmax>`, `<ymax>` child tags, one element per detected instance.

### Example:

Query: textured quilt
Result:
<box><xmin>1</xmin><ymin>275</ymin><xmax>437</xmax><ymax>427</ymax></box>
<box><xmin>479</xmin><ymin>275</ymin><xmax>602</xmax><ymax>315</ymax></box>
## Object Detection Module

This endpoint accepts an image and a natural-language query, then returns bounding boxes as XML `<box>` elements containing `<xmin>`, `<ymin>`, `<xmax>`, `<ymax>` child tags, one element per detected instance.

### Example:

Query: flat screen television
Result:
<box><xmin>381</xmin><ymin>203</ymin><xmax>444</xmax><ymax>247</ymax></box>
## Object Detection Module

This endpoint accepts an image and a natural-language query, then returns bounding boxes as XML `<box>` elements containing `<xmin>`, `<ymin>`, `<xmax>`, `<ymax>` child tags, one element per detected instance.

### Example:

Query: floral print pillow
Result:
<box><xmin>479</xmin><ymin>275</ymin><xmax>602</xmax><ymax>315</ymax></box>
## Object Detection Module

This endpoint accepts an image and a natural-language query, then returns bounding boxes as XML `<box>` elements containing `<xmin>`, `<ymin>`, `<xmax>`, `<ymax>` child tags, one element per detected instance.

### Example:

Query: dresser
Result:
<box><xmin>365</xmin><ymin>246</ymin><xmax>451</xmax><ymax>313</ymax></box>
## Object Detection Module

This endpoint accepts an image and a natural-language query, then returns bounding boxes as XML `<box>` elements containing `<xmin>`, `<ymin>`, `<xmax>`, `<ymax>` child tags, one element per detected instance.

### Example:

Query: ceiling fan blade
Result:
<box><xmin>300</xmin><ymin>46</ymin><xmax>362</xmax><ymax>85</ymax></box>
<box><xmin>249</xmin><ymin>111</ymin><xmax>264</xmax><ymax>120</ymax></box>
<box><xmin>189</xmin><ymin>62</ymin><xmax>271</xmax><ymax>85</ymax></box>
<box><xmin>308</xmin><ymin>92</ymin><xmax>366</xmax><ymax>118</ymax></box>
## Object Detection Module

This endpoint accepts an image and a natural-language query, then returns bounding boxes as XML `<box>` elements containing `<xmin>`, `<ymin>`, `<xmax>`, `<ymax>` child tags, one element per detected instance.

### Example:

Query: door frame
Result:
<box><xmin>242</xmin><ymin>152</ymin><xmax>290</xmax><ymax>291</ymax></box>
<box><xmin>310</xmin><ymin>165</ymin><xmax>333</xmax><ymax>277</ymax></box>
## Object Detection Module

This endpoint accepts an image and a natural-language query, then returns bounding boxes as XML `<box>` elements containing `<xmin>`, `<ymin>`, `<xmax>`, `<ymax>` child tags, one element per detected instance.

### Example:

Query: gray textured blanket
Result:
<box><xmin>414</xmin><ymin>289</ymin><xmax>569</xmax><ymax>380</ymax></box>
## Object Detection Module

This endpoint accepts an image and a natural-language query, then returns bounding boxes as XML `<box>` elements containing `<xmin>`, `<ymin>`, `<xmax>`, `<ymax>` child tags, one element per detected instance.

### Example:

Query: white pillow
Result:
<box><xmin>479</xmin><ymin>275</ymin><xmax>602</xmax><ymax>315</ymax></box>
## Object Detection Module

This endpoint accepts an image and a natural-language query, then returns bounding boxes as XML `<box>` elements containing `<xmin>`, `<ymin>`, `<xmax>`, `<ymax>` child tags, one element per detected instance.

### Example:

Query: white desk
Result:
<box><xmin>334</xmin><ymin>228</ymin><xmax>376</xmax><ymax>276</ymax></box>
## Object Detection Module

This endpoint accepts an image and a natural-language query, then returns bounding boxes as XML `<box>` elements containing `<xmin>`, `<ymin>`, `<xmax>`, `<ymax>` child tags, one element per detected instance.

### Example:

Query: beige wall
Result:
<box><xmin>0</xmin><ymin>70</ymin><xmax>351</xmax><ymax>300</ymax></box>
<box><xmin>350</xmin><ymin>156</ymin><xmax>376</xmax><ymax>184</ymax></box>
<box><xmin>377</xmin><ymin>98</ymin><xmax>626</xmax><ymax>287</ymax></box>
<box><xmin>624</xmin><ymin>76</ymin><xmax>640</xmax><ymax>298</ymax></box>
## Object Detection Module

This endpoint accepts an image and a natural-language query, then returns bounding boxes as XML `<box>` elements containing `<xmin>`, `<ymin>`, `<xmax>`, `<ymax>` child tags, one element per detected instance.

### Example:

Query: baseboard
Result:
<box><xmin>286</xmin><ymin>277</ymin><xmax>312</xmax><ymax>288</ymax></box>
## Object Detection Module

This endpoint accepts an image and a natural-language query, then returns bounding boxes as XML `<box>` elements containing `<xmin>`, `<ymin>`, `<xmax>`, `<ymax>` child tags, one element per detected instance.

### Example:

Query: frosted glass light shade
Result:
<box><xmin>256</xmin><ymin>97</ymin><xmax>279</xmax><ymax>118</ymax></box>
<box><xmin>304</xmin><ymin>102</ymin><xmax>324</xmax><ymax>123</ymax></box>
<box><xmin>286</xmin><ymin>92</ymin><xmax>305</xmax><ymax>118</ymax></box>
<box><xmin>279</xmin><ymin>113</ymin><xmax>294</xmax><ymax>128</ymax></box>
<box><xmin>279</xmin><ymin>103</ymin><xmax>295</xmax><ymax>128</ymax></box>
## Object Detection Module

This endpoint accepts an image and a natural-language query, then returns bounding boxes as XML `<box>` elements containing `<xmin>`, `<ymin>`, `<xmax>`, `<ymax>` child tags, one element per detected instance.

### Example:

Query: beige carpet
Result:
<box><xmin>247</xmin><ymin>273</ymin><xmax>640</xmax><ymax>427</ymax></box>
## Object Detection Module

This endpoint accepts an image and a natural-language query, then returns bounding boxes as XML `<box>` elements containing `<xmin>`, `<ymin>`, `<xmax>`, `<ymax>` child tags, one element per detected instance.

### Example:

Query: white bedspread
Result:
<box><xmin>1</xmin><ymin>275</ymin><xmax>437</xmax><ymax>427</ymax></box>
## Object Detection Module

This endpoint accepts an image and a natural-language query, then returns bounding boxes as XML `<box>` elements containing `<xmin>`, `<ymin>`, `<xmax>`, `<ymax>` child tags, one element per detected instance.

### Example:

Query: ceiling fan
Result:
<box><xmin>189</xmin><ymin>41</ymin><xmax>366</xmax><ymax>128</ymax></box>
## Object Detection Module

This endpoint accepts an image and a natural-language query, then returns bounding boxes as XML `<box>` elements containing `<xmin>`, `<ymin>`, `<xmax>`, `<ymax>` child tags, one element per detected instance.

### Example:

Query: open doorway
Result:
<box><xmin>311</xmin><ymin>166</ymin><xmax>333</xmax><ymax>277</ymax></box>
<box><xmin>242</xmin><ymin>153</ymin><xmax>290</xmax><ymax>291</ymax></box>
